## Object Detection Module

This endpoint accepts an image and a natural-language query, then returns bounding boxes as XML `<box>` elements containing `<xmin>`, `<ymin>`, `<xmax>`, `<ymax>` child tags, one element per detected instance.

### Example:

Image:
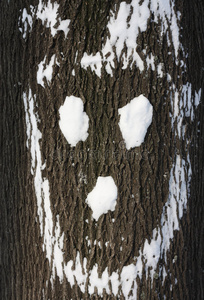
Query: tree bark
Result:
<box><xmin>1</xmin><ymin>0</ymin><xmax>203</xmax><ymax>299</ymax></box>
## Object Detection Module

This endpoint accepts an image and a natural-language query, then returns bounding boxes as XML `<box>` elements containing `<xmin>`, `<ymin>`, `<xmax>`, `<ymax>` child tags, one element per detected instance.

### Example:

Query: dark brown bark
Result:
<box><xmin>182</xmin><ymin>1</ymin><xmax>204</xmax><ymax>299</ymax></box>
<box><xmin>1</xmin><ymin>0</ymin><xmax>203</xmax><ymax>299</ymax></box>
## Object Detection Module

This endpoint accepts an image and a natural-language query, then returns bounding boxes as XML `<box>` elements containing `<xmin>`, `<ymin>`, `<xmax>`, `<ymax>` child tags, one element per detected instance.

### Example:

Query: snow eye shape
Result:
<box><xmin>59</xmin><ymin>96</ymin><xmax>89</xmax><ymax>147</ymax></box>
<box><xmin>118</xmin><ymin>95</ymin><xmax>153</xmax><ymax>150</ymax></box>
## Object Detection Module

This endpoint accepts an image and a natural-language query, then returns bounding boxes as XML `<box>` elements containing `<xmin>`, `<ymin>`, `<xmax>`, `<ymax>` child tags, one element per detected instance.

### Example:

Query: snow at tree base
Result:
<box><xmin>19</xmin><ymin>0</ymin><xmax>202</xmax><ymax>299</ymax></box>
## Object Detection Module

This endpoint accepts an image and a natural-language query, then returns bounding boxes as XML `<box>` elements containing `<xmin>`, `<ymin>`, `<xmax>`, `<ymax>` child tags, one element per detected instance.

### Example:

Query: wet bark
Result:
<box><xmin>0</xmin><ymin>0</ymin><xmax>203</xmax><ymax>299</ymax></box>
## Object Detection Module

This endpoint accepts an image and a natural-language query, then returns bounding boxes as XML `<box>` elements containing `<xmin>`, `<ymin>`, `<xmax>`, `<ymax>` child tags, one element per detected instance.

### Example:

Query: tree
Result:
<box><xmin>1</xmin><ymin>0</ymin><xmax>203</xmax><ymax>299</ymax></box>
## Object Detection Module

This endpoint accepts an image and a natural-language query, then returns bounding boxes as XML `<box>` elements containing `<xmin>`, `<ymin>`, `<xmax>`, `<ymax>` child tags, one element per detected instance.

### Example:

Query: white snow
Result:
<box><xmin>37</xmin><ymin>55</ymin><xmax>58</xmax><ymax>88</ymax></box>
<box><xmin>81</xmin><ymin>52</ymin><xmax>103</xmax><ymax>77</ymax></box>
<box><xmin>23</xmin><ymin>89</ymin><xmax>61</xmax><ymax>267</ymax></box>
<box><xmin>160</xmin><ymin>156</ymin><xmax>189</xmax><ymax>255</ymax></box>
<box><xmin>88</xmin><ymin>265</ymin><xmax>119</xmax><ymax>296</ymax></box>
<box><xmin>18</xmin><ymin>7</ymin><xmax>34</xmax><ymax>38</ymax></box>
<box><xmin>171</xmin><ymin>83</ymin><xmax>201</xmax><ymax>138</ymax></box>
<box><xmin>19</xmin><ymin>0</ymin><xmax>70</xmax><ymax>39</ymax></box>
<box><xmin>157</xmin><ymin>63</ymin><xmax>164</xmax><ymax>77</ymax></box>
<box><xmin>81</xmin><ymin>0</ymin><xmax>181</xmax><ymax>77</ymax></box>
<box><xmin>53</xmin><ymin>216</ymin><xmax>64</xmax><ymax>280</ymax></box>
<box><xmin>23</xmin><ymin>0</ymin><xmax>202</xmax><ymax>297</ymax></box>
<box><xmin>64</xmin><ymin>253</ymin><xmax>88</xmax><ymax>293</ymax></box>
<box><xmin>86</xmin><ymin>176</ymin><xmax>118</xmax><ymax>221</ymax></box>
<box><xmin>59</xmin><ymin>96</ymin><xmax>89</xmax><ymax>147</ymax></box>
<box><xmin>118</xmin><ymin>95</ymin><xmax>153</xmax><ymax>149</ymax></box>
<box><xmin>23</xmin><ymin>90</ymin><xmax>45</xmax><ymax>235</ymax></box>
<box><xmin>24</xmin><ymin>83</ymin><xmax>201</xmax><ymax>298</ymax></box>
<box><xmin>146</xmin><ymin>53</ymin><xmax>155</xmax><ymax>71</ymax></box>
<box><xmin>86</xmin><ymin>153</ymin><xmax>191</xmax><ymax>298</ymax></box>
<box><xmin>81</xmin><ymin>0</ymin><xmax>149</xmax><ymax>75</ymax></box>
<box><xmin>120</xmin><ymin>264</ymin><xmax>137</xmax><ymax>299</ymax></box>
<box><xmin>88</xmin><ymin>266</ymin><xmax>109</xmax><ymax>295</ymax></box>
<box><xmin>36</xmin><ymin>0</ymin><xmax>70</xmax><ymax>37</ymax></box>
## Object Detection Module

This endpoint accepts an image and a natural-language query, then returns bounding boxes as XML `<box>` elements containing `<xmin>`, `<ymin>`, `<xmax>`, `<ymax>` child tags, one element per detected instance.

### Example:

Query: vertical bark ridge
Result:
<box><xmin>1</xmin><ymin>0</ymin><xmax>203</xmax><ymax>299</ymax></box>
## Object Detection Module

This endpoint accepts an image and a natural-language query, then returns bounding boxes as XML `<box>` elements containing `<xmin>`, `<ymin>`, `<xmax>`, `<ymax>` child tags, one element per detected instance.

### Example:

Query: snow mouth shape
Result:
<box><xmin>86</xmin><ymin>176</ymin><xmax>118</xmax><ymax>221</ymax></box>
<box><xmin>118</xmin><ymin>95</ymin><xmax>153</xmax><ymax>149</ymax></box>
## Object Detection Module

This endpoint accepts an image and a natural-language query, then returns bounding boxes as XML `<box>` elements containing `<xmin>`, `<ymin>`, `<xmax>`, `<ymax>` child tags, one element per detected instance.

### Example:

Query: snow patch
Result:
<box><xmin>118</xmin><ymin>95</ymin><xmax>153</xmax><ymax>149</ymax></box>
<box><xmin>88</xmin><ymin>264</ymin><xmax>119</xmax><ymax>296</ymax></box>
<box><xmin>59</xmin><ymin>96</ymin><xmax>89</xmax><ymax>147</ymax></box>
<box><xmin>37</xmin><ymin>55</ymin><xmax>59</xmax><ymax>88</ymax></box>
<box><xmin>86</xmin><ymin>176</ymin><xmax>118</xmax><ymax>221</ymax></box>
<box><xmin>18</xmin><ymin>7</ymin><xmax>34</xmax><ymax>38</ymax></box>
<box><xmin>81</xmin><ymin>0</ymin><xmax>181</xmax><ymax>77</ymax></box>
<box><xmin>36</xmin><ymin>0</ymin><xmax>70</xmax><ymax>37</ymax></box>
<box><xmin>19</xmin><ymin>0</ymin><xmax>70</xmax><ymax>39</ymax></box>
<box><xmin>81</xmin><ymin>52</ymin><xmax>103</xmax><ymax>77</ymax></box>
<box><xmin>64</xmin><ymin>252</ymin><xmax>88</xmax><ymax>293</ymax></box>
<box><xmin>171</xmin><ymin>83</ymin><xmax>201</xmax><ymax>138</ymax></box>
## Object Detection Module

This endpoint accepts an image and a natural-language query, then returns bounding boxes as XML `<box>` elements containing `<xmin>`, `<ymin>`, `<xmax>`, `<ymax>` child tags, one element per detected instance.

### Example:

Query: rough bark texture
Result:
<box><xmin>182</xmin><ymin>1</ymin><xmax>204</xmax><ymax>299</ymax></box>
<box><xmin>0</xmin><ymin>0</ymin><xmax>203</xmax><ymax>299</ymax></box>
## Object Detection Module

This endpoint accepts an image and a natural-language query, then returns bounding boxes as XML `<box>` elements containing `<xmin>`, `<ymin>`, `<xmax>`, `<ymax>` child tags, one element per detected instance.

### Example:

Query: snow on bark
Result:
<box><xmin>37</xmin><ymin>55</ymin><xmax>59</xmax><ymax>88</ymax></box>
<box><xmin>81</xmin><ymin>0</ymin><xmax>180</xmax><ymax>77</ymax></box>
<box><xmin>18</xmin><ymin>0</ymin><xmax>70</xmax><ymax>39</ymax></box>
<box><xmin>23</xmin><ymin>84</ymin><xmax>200</xmax><ymax>298</ymax></box>
<box><xmin>23</xmin><ymin>89</ymin><xmax>64</xmax><ymax>280</ymax></box>
<box><xmin>118</xmin><ymin>95</ymin><xmax>153</xmax><ymax>149</ymax></box>
<box><xmin>59</xmin><ymin>96</ymin><xmax>89</xmax><ymax>147</ymax></box>
<box><xmin>86</xmin><ymin>176</ymin><xmax>118</xmax><ymax>221</ymax></box>
<box><xmin>22</xmin><ymin>0</ymin><xmax>202</xmax><ymax>298</ymax></box>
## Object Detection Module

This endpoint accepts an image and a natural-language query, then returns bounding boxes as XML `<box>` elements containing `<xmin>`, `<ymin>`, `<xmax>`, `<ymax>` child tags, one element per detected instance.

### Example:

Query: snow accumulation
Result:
<box><xmin>37</xmin><ymin>55</ymin><xmax>59</xmax><ymax>88</ymax></box>
<box><xmin>86</xmin><ymin>176</ymin><xmax>118</xmax><ymax>221</ymax></box>
<box><xmin>19</xmin><ymin>0</ymin><xmax>70</xmax><ymax>39</ymax></box>
<box><xmin>36</xmin><ymin>0</ymin><xmax>70</xmax><ymax>37</ymax></box>
<box><xmin>171</xmin><ymin>83</ymin><xmax>201</xmax><ymax>138</ymax></box>
<box><xmin>81</xmin><ymin>0</ymin><xmax>180</xmax><ymax>77</ymax></box>
<box><xmin>59</xmin><ymin>96</ymin><xmax>89</xmax><ymax>147</ymax></box>
<box><xmin>118</xmin><ymin>95</ymin><xmax>153</xmax><ymax>149</ymax></box>
<box><xmin>23</xmin><ymin>89</ymin><xmax>59</xmax><ymax>264</ymax></box>
<box><xmin>22</xmin><ymin>0</ymin><xmax>202</xmax><ymax>298</ymax></box>
<box><xmin>24</xmin><ymin>81</ymin><xmax>201</xmax><ymax>299</ymax></box>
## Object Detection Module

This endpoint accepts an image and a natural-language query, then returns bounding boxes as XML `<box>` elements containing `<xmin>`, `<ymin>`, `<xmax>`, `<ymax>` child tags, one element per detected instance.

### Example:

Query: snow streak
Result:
<box><xmin>23</xmin><ymin>89</ymin><xmax>64</xmax><ymax>281</ymax></box>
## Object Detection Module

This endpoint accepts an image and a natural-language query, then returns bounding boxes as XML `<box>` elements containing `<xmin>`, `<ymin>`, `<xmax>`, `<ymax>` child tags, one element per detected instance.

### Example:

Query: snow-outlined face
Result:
<box><xmin>21</xmin><ymin>0</ymin><xmax>201</xmax><ymax>298</ymax></box>
<box><xmin>58</xmin><ymin>94</ymin><xmax>153</xmax><ymax>221</ymax></box>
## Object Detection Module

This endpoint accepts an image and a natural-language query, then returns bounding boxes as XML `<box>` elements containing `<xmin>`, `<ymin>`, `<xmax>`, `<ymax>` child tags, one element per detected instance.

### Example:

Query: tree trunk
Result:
<box><xmin>1</xmin><ymin>0</ymin><xmax>203</xmax><ymax>299</ymax></box>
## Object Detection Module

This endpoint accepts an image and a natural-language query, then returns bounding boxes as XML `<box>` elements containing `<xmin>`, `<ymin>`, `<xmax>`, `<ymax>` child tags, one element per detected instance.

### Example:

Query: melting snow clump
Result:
<box><xmin>59</xmin><ymin>96</ymin><xmax>89</xmax><ymax>147</ymax></box>
<box><xmin>118</xmin><ymin>95</ymin><xmax>153</xmax><ymax>149</ymax></box>
<box><xmin>86</xmin><ymin>176</ymin><xmax>118</xmax><ymax>221</ymax></box>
